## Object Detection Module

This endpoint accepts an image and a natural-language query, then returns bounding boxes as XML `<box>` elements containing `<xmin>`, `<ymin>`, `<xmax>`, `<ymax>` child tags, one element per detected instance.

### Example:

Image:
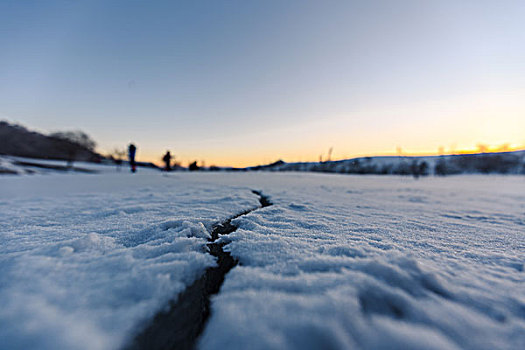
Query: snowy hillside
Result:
<box><xmin>248</xmin><ymin>151</ymin><xmax>525</xmax><ymax>176</ymax></box>
<box><xmin>0</xmin><ymin>121</ymin><xmax>101</xmax><ymax>162</ymax></box>
<box><xmin>1</xmin><ymin>172</ymin><xmax>524</xmax><ymax>349</ymax></box>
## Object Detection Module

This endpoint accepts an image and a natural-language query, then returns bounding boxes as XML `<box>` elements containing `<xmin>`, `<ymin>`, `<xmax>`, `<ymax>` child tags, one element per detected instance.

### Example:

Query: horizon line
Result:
<box><xmin>136</xmin><ymin>147</ymin><xmax>525</xmax><ymax>168</ymax></box>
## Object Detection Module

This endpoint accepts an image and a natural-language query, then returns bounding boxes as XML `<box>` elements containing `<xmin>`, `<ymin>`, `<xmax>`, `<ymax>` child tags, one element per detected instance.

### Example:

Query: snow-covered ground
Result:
<box><xmin>1</xmin><ymin>172</ymin><xmax>524</xmax><ymax>349</ymax></box>
<box><xmin>0</xmin><ymin>172</ymin><xmax>259</xmax><ymax>349</ymax></box>
<box><xmin>196</xmin><ymin>174</ymin><xmax>525</xmax><ymax>350</ymax></box>
<box><xmin>0</xmin><ymin>155</ymin><xmax>135</xmax><ymax>175</ymax></box>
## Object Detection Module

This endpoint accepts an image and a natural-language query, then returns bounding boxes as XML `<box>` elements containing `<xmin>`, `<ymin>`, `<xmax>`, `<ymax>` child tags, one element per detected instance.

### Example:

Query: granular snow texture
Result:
<box><xmin>0</xmin><ymin>172</ymin><xmax>259</xmax><ymax>350</ymax></box>
<box><xmin>196</xmin><ymin>173</ymin><xmax>525</xmax><ymax>350</ymax></box>
<box><xmin>1</xmin><ymin>172</ymin><xmax>524</xmax><ymax>350</ymax></box>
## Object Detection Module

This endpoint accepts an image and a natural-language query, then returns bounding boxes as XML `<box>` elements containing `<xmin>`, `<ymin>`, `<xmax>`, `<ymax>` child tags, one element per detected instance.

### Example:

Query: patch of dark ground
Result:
<box><xmin>126</xmin><ymin>190</ymin><xmax>272</xmax><ymax>350</ymax></box>
<box><xmin>0</xmin><ymin>169</ymin><xmax>19</xmax><ymax>175</ymax></box>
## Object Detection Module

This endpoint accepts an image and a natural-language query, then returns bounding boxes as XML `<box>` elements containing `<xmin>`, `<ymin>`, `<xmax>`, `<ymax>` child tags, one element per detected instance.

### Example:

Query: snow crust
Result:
<box><xmin>195</xmin><ymin>173</ymin><xmax>525</xmax><ymax>350</ymax></box>
<box><xmin>1</xmin><ymin>171</ymin><xmax>524</xmax><ymax>349</ymax></box>
<box><xmin>0</xmin><ymin>172</ymin><xmax>259</xmax><ymax>349</ymax></box>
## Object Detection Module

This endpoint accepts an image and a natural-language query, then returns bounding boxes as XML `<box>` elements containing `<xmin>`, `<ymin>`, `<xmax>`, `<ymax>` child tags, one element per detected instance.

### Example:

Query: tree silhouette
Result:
<box><xmin>49</xmin><ymin>131</ymin><xmax>96</xmax><ymax>151</ymax></box>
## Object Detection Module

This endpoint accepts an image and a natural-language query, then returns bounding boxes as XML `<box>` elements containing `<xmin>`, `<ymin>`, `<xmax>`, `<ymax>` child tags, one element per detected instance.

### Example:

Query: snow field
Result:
<box><xmin>1</xmin><ymin>172</ymin><xmax>523</xmax><ymax>350</ymax></box>
<box><xmin>0</xmin><ymin>172</ymin><xmax>260</xmax><ymax>350</ymax></box>
<box><xmin>195</xmin><ymin>173</ymin><xmax>525</xmax><ymax>350</ymax></box>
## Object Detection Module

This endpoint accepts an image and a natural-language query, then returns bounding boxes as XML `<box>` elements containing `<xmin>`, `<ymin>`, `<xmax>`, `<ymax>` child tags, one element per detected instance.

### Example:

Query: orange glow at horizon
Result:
<box><xmin>131</xmin><ymin>144</ymin><xmax>525</xmax><ymax>168</ymax></box>
<box><xmin>98</xmin><ymin>89</ymin><xmax>525</xmax><ymax>168</ymax></box>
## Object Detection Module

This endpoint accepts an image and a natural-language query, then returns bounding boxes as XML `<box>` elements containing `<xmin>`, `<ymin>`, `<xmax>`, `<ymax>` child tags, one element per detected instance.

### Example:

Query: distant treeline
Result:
<box><xmin>200</xmin><ymin>152</ymin><xmax>525</xmax><ymax>176</ymax></box>
<box><xmin>0</xmin><ymin>121</ymin><xmax>102</xmax><ymax>162</ymax></box>
<box><xmin>432</xmin><ymin>153</ymin><xmax>524</xmax><ymax>175</ymax></box>
<box><xmin>247</xmin><ymin>152</ymin><xmax>525</xmax><ymax>176</ymax></box>
<box><xmin>289</xmin><ymin>158</ymin><xmax>431</xmax><ymax>177</ymax></box>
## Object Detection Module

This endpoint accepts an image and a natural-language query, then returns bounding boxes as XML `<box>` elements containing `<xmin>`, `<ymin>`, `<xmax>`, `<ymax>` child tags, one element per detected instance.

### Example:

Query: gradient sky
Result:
<box><xmin>1</xmin><ymin>0</ymin><xmax>524</xmax><ymax>166</ymax></box>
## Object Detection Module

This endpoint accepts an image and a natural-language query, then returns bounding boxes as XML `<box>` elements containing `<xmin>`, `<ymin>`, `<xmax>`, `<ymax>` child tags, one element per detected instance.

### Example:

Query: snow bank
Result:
<box><xmin>0</xmin><ymin>172</ymin><xmax>260</xmax><ymax>349</ymax></box>
<box><xmin>195</xmin><ymin>174</ymin><xmax>525</xmax><ymax>350</ymax></box>
<box><xmin>0</xmin><ymin>155</ymin><xmax>159</xmax><ymax>176</ymax></box>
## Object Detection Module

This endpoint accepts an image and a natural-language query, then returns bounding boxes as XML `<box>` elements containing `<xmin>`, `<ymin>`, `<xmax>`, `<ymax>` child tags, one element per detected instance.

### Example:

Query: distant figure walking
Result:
<box><xmin>162</xmin><ymin>151</ymin><xmax>172</xmax><ymax>171</ymax></box>
<box><xmin>128</xmin><ymin>143</ymin><xmax>137</xmax><ymax>173</ymax></box>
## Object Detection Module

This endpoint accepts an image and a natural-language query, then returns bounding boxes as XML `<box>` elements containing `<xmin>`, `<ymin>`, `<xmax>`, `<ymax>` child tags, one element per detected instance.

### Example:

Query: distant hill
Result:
<box><xmin>243</xmin><ymin>151</ymin><xmax>525</xmax><ymax>176</ymax></box>
<box><xmin>0</xmin><ymin>121</ymin><xmax>102</xmax><ymax>162</ymax></box>
<box><xmin>202</xmin><ymin>151</ymin><xmax>525</xmax><ymax>176</ymax></box>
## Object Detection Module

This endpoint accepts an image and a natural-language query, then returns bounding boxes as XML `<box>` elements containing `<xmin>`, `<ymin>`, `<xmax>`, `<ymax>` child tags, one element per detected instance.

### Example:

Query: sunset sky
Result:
<box><xmin>1</xmin><ymin>0</ymin><xmax>524</xmax><ymax>167</ymax></box>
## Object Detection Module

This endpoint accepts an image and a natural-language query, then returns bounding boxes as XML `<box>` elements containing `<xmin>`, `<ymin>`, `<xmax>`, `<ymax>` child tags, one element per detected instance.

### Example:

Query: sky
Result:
<box><xmin>1</xmin><ymin>0</ymin><xmax>524</xmax><ymax>167</ymax></box>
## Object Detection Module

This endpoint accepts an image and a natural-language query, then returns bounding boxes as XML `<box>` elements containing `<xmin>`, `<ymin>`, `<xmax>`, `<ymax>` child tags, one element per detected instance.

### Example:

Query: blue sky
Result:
<box><xmin>1</xmin><ymin>0</ymin><xmax>524</xmax><ymax>166</ymax></box>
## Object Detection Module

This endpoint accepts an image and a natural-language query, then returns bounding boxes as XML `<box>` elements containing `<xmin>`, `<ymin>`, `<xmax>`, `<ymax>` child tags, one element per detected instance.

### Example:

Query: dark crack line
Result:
<box><xmin>126</xmin><ymin>190</ymin><xmax>272</xmax><ymax>350</ymax></box>
<box><xmin>251</xmin><ymin>190</ymin><xmax>272</xmax><ymax>208</ymax></box>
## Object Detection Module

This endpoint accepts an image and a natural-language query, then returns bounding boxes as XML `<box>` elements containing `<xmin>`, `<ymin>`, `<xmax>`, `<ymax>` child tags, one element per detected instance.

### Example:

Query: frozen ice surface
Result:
<box><xmin>1</xmin><ymin>171</ymin><xmax>524</xmax><ymax>350</ymax></box>
<box><xmin>195</xmin><ymin>173</ymin><xmax>525</xmax><ymax>350</ymax></box>
<box><xmin>0</xmin><ymin>172</ymin><xmax>260</xmax><ymax>350</ymax></box>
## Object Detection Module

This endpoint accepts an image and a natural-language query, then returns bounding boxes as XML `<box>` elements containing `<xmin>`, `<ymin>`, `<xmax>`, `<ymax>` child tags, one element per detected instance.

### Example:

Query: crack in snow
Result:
<box><xmin>126</xmin><ymin>190</ymin><xmax>273</xmax><ymax>350</ymax></box>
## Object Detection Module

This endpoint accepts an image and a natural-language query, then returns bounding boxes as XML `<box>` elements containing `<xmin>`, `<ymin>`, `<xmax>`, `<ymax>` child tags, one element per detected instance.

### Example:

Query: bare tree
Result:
<box><xmin>477</xmin><ymin>144</ymin><xmax>488</xmax><ymax>153</ymax></box>
<box><xmin>111</xmin><ymin>148</ymin><xmax>126</xmax><ymax>171</ymax></box>
<box><xmin>49</xmin><ymin>130</ymin><xmax>97</xmax><ymax>167</ymax></box>
<box><xmin>49</xmin><ymin>131</ymin><xmax>96</xmax><ymax>151</ymax></box>
<box><xmin>327</xmin><ymin>147</ymin><xmax>333</xmax><ymax>162</ymax></box>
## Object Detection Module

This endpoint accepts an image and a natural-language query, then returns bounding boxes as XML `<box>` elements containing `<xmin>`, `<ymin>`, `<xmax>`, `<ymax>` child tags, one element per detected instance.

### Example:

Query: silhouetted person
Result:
<box><xmin>189</xmin><ymin>161</ymin><xmax>199</xmax><ymax>171</ymax></box>
<box><xmin>128</xmin><ymin>143</ymin><xmax>137</xmax><ymax>173</ymax></box>
<box><xmin>162</xmin><ymin>151</ymin><xmax>172</xmax><ymax>171</ymax></box>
